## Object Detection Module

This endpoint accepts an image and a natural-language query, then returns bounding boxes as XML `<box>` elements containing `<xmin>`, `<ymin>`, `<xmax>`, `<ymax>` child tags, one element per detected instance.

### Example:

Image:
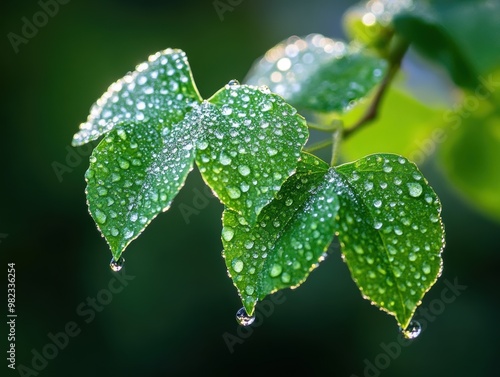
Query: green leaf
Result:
<box><xmin>393</xmin><ymin>0</ymin><xmax>500</xmax><ymax>89</ymax></box>
<box><xmin>223</xmin><ymin>152</ymin><xmax>444</xmax><ymax>327</ymax></box>
<box><xmin>336</xmin><ymin>154</ymin><xmax>444</xmax><ymax>329</ymax></box>
<box><xmin>85</xmin><ymin>120</ymin><xmax>197</xmax><ymax>260</ymax></box>
<box><xmin>244</xmin><ymin>34</ymin><xmax>387</xmax><ymax>113</ymax></box>
<box><xmin>222</xmin><ymin>153</ymin><xmax>339</xmax><ymax>315</ymax></box>
<box><xmin>196</xmin><ymin>83</ymin><xmax>308</xmax><ymax>224</ymax></box>
<box><xmin>439</xmin><ymin>98</ymin><xmax>500</xmax><ymax>222</ymax></box>
<box><xmin>342</xmin><ymin>0</ymin><xmax>412</xmax><ymax>55</ymax></box>
<box><xmin>72</xmin><ymin>48</ymin><xmax>202</xmax><ymax>146</ymax></box>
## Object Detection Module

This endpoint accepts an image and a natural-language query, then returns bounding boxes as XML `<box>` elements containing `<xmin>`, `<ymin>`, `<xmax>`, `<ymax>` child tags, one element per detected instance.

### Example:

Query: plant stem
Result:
<box><xmin>304</xmin><ymin>138</ymin><xmax>333</xmax><ymax>153</ymax></box>
<box><xmin>330</xmin><ymin>127</ymin><xmax>342</xmax><ymax>166</ymax></box>
<box><xmin>344</xmin><ymin>36</ymin><xmax>410</xmax><ymax>139</ymax></box>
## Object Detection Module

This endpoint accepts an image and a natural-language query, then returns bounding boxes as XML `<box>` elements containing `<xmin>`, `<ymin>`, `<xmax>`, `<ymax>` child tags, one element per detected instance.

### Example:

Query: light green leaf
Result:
<box><xmin>72</xmin><ymin>48</ymin><xmax>202</xmax><ymax>146</ymax></box>
<box><xmin>336</xmin><ymin>154</ymin><xmax>444</xmax><ymax>329</ymax></box>
<box><xmin>85</xmin><ymin>120</ymin><xmax>197</xmax><ymax>260</ymax></box>
<box><xmin>244</xmin><ymin>34</ymin><xmax>387</xmax><ymax>113</ymax></box>
<box><xmin>439</xmin><ymin>99</ymin><xmax>500</xmax><ymax>223</ymax></box>
<box><xmin>196</xmin><ymin>83</ymin><xmax>308</xmax><ymax>224</ymax></box>
<box><xmin>222</xmin><ymin>153</ymin><xmax>339</xmax><ymax>315</ymax></box>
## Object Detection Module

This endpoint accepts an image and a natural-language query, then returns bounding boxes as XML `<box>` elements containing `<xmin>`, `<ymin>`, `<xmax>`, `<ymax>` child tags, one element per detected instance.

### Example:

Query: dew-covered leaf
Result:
<box><xmin>335</xmin><ymin>154</ymin><xmax>444</xmax><ymax>329</ymax></box>
<box><xmin>85</xmin><ymin>120</ymin><xmax>197</xmax><ymax>260</ymax></box>
<box><xmin>196</xmin><ymin>83</ymin><xmax>308</xmax><ymax>224</ymax></box>
<box><xmin>222</xmin><ymin>153</ymin><xmax>339</xmax><ymax>315</ymax></box>
<box><xmin>72</xmin><ymin>48</ymin><xmax>202</xmax><ymax>146</ymax></box>
<box><xmin>244</xmin><ymin>34</ymin><xmax>387</xmax><ymax>113</ymax></box>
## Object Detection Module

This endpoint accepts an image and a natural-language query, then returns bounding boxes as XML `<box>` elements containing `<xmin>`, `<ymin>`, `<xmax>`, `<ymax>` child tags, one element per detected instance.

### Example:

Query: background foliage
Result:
<box><xmin>1</xmin><ymin>0</ymin><xmax>499</xmax><ymax>376</ymax></box>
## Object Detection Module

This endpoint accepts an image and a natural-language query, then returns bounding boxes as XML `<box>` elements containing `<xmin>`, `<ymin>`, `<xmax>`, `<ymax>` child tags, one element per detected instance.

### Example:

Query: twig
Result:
<box><xmin>344</xmin><ymin>36</ymin><xmax>410</xmax><ymax>139</ymax></box>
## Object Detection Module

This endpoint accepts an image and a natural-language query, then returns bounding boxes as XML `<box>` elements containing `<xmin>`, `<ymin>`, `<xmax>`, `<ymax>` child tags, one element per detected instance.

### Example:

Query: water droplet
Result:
<box><xmin>219</xmin><ymin>154</ymin><xmax>232</xmax><ymax>165</ymax></box>
<box><xmin>407</xmin><ymin>183</ymin><xmax>423</xmax><ymax>197</ymax></box>
<box><xmin>269</xmin><ymin>264</ymin><xmax>282</xmax><ymax>277</ymax></box>
<box><xmin>261</xmin><ymin>101</ymin><xmax>273</xmax><ymax>112</ymax></box>
<box><xmin>281</xmin><ymin>272</ymin><xmax>291</xmax><ymax>283</ymax></box>
<box><xmin>238</xmin><ymin>165</ymin><xmax>251</xmax><ymax>176</ymax></box>
<box><xmin>232</xmin><ymin>259</ymin><xmax>244</xmax><ymax>273</ymax></box>
<box><xmin>97</xmin><ymin>187</ymin><xmax>108</xmax><ymax>196</ymax></box>
<box><xmin>244</xmin><ymin>240</ymin><xmax>254</xmax><ymax>249</ymax></box>
<box><xmin>94</xmin><ymin>209</ymin><xmax>107</xmax><ymax>224</ymax></box>
<box><xmin>118</xmin><ymin>158</ymin><xmax>130</xmax><ymax>170</ymax></box>
<box><xmin>373</xmin><ymin>200</ymin><xmax>382</xmax><ymax>208</ymax></box>
<box><xmin>400</xmin><ymin>320</ymin><xmax>422</xmax><ymax>339</ymax></box>
<box><xmin>226</xmin><ymin>187</ymin><xmax>241</xmax><ymax>199</ymax></box>
<box><xmin>285</xmin><ymin>198</ymin><xmax>293</xmax><ymax>206</ymax></box>
<box><xmin>267</xmin><ymin>147</ymin><xmax>278</xmax><ymax>156</ymax></box>
<box><xmin>197</xmin><ymin>140</ymin><xmax>208</xmax><ymax>150</ymax></box>
<box><xmin>228</xmin><ymin>79</ymin><xmax>240</xmax><ymax>87</ymax></box>
<box><xmin>236</xmin><ymin>307</ymin><xmax>255</xmax><ymax>326</ymax></box>
<box><xmin>221</xmin><ymin>105</ymin><xmax>233</xmax><ymax>116</ymax></box>
<box><xmin>222</xmin><ymin>227</ymin><xmax>234</xmax><ymax>242</ymax></box>
<box><xmin>429</xmin><ymin>214</ymin><xmax>439</xmax><ymax>223</ymax></box>
<box><xmin>374</xmin><ymin>221</ymin><xmax>383</xmax><ymax>230</ymax></box>
<box><xmin>110</xmin><ymin>256</ymin><xmax>125</xmax><ymax>272</ymax></box>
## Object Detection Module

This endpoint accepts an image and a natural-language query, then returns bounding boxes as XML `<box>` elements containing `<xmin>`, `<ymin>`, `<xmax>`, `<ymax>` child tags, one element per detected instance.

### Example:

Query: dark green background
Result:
<box><xmin>1</xmin><ymin>0</ymin><xmax>498</xmax><ymax>376</ymax></box>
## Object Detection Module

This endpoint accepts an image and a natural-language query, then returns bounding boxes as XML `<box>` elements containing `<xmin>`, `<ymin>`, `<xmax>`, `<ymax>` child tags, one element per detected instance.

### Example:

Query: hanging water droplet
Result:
<box><xmin>110</xmin><ymin>256</ymin><xmax>125</xmax><ymax>272</ymax></box>
<box><xmin>235</xmin><ymin>307</ymin><xmax>255</xmax><ymax>326</ymax></box>
<box><xmin>407</xmin><ymin>183</ymin><xmax>423</xmax><ymax>197</ymax></box>
<box><xmin>400</xmin><ymin>320</ymin><xmax>422</xmax><ymax>339</ymax></box>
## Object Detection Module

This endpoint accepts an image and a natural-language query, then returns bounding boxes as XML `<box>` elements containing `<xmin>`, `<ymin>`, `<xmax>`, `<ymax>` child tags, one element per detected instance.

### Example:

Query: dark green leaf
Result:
<box><xmin>336</xmin><ymin>154</ymin><xmax>444</xmax><ymax>329</ymax></box>
<box><xmin>72</xmin><ymin>48</ymin><xmax>202</xmax><ymax>146</ymax></box>
<box><xmin>244</xmin><ymin>34</ymin><xmax>387</xmax><ymax>113</ymax></box>
<box><xmin>196</xmin><ymin>83</ymin><xmax>309</xmax><ymax>224</ymax></box>
<box><xmin>222</xmin><ymin>153</ymin><xmax>338</xmax><ymax>315</ymax></box>
<box><xmin>85</xmin><ymin>120</ymin><xmax>197</xmax><ymax>259</ymax></box>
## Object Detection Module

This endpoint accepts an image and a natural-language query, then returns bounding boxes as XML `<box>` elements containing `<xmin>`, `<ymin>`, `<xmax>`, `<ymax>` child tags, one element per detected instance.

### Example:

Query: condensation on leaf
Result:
<box><xmin>72</xmin><ymin>48</ymin><xmax>202</xmax><ymax>146</ymax></box>
<box><xmin>335</xmin><ymin>154</ymin><xmax>444</xmax><ymax>329</ymax></box>
<box><xmin>244</xmin><ymin>33</ymin><xmax>387</xmax><ymax>113</ymax></box>
<box><xmin>196</xmin><ymin>83</ymin><xmax>309</xmax><ymax>224</ymax></box>
<box><xmin>222</xmin><ymin>153</ymin><xmax>340</xmax><ymax>315</ymax></box>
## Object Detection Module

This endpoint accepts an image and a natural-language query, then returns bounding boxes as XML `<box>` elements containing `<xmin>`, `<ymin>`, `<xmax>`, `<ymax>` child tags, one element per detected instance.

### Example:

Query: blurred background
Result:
<box><xmin>1</xmin><ymin>0</ymin><xmax>499</xmax><ymax>376</ymax></box>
